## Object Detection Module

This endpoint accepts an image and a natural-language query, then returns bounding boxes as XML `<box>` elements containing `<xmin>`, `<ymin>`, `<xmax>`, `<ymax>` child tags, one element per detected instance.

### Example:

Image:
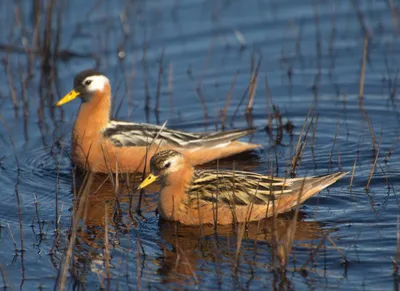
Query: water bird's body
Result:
<box><xmin>138</xmin><ymin>150</ymin><xmax>348</xmax><ymax>225</ymax></box>
<box><xmin>56</xmin><ymin>70</ymin><xmax>260</xmax><ymax>173</ymax></box>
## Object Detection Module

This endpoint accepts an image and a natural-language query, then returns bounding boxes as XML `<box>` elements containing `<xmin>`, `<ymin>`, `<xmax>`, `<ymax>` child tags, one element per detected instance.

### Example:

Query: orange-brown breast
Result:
<box><xmin>157</xmin><ymin>163</ymin><xmax>194</xmax><ymax>221</ymax></box>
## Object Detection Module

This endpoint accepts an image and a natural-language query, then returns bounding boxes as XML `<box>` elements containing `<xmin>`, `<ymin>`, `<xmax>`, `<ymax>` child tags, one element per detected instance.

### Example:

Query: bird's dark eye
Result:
<box><xmin>84</xmin><ymin>80</ymin><xmax>92</xmax><ymax>86</ymax></box>
<box><xmin>164</xmin><ymin>162</ymin><xmax>171</xmax><ymax>169</ymax></box>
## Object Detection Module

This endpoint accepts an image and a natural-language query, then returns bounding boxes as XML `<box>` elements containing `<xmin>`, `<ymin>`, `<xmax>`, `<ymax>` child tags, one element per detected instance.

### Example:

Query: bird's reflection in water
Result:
<box><xmin>155</xmin><ymin>213</ymin><xmax>330</xmax><ymax>286</ymax></box>
<box><xmin>68</xmin><ymin>162</ymin><xmax>331</xmax><ymax>288</ymax></box>
<box><xmin>68</xmin><ymin>171</ymin><xmax>153</xmax><ymax>283</ymax></box>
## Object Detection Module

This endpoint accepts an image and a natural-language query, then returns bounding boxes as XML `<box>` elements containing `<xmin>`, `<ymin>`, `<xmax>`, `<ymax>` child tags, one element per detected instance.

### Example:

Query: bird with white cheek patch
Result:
<box><xmin>138</xmin><ymin>150</ymin><xmax>348</xmax><ymax>225</ymax></box>
<box><xmin>56</xmin><ymin>70</ymin><xmax>261</xmax><ymax>173</ymax></box>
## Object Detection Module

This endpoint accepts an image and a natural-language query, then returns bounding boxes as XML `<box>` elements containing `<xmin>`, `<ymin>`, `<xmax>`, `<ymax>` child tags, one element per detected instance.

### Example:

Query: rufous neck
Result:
<box><xmin>75</xmin><ymin>85</ymin><xmax>111</xmax><ymax>133</ymax></box>
<box><xmin>161</xmin><ymin>162</ymin><xmax>194</xmax><ymax>200</ymax></box>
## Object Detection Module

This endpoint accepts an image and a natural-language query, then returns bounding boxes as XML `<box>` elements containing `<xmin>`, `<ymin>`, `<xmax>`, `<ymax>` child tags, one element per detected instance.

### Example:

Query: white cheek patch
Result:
<box><xmin>84</xmin><ymin>75</ymin><xmax>109</xmax><ymax>92</ymax></box>
<box><xmin>166</xmin><ymin>156</ymin><xmax>184</xmax><ymax>173</ymax></box>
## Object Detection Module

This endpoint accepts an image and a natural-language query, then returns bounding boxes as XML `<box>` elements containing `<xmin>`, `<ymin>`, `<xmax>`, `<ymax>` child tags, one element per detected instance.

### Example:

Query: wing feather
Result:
<box><xmin>103</xmin><ymin>121</ymin><xmax>254</xmax><ymax>148</ymax></box>
<box><xmin>187</xmin><ymin>170</ymin><xmax>293</xmax><ymax>206</ymax></box>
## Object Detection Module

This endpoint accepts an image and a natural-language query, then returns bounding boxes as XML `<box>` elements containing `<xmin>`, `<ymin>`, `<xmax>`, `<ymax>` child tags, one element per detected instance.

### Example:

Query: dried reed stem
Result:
<box><xmin>394</xmin><ymin>216</ymin><xmax>399</xmax><ymax>275</ymax></box>
<box><xmin>246</xmin><ymin>52</ymin><xmax>259</xmax><ymax>113</ymax></box>
<box><xmin>349</xmin><ymin>157</ymin><xmax>357</xmax><ymax>192</ymax></box>
<box><xmin>328</xmin><ymin>116</ymin><xmax>340</xmax><ymax>173</ymax></box>
<box><xmin>142</xmin><ymin>38</ymin><xmax>151</xmax><ymax>110</ymax></box>
<box><xmin>155</xmin><ymin>49</ymin><xmax>165</xmax><ymax>112</ymax></box>
<box><xmin>168</xmin><ymin>62</ymin><xmax>174</xmax><ymax>113</ymax></box>
<box><xmin>384</xmin><ymin>135</ymin><xmax>400</xmax><ymax>163</ymax></box>
<box><xmin>0</xmin><ymin>263</ymin><xmax>11</xmax><ymax>290</ymax></box>
<box><xmin>366</xmin><ymin>114</ymin><xmax>376</xmax><ymax>152</ymax></box>
<box><xmin>366</xmin><ymin>129</ymin><xmax>383</xmax><ymax>191</ymax></box>
<box><xmin>265</xmin><ymin>75</ymin><xmax>273</xmax><ymax>132</ymax></box>
<box><xmin>104</xmin><ymin>203</ymin><xmax>111</xmax><ymax>279</ymax></box>
<box><xmin>290</xmin><ymin>106</ymin><xmax>314</xmax><ymax>176</ymax></box>
<box><xmin>327</xmin><ymin>235</ymin><xmax>347</xmax><ymax>262</ymax></box>
<box><xmin>358</xmin><ymin>36</ymin><xmax>368</xmax><ymax>105</ymax></box>
<box><xmin>221</xmin><ymin>71</ymin><xmax>239</xmax><ymax>128</ymax></box>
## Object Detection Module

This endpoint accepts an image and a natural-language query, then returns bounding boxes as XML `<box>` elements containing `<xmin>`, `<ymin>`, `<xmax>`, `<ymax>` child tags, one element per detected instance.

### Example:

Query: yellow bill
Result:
<box><xmin>138</xmin><ymin>173</ymin><xmax>159</xmax><ymax>189</ymax></box>
<box><xmin>55</xmin><ymin>89</ymin><xmax>80</xmax><ymax>107</ymax></box>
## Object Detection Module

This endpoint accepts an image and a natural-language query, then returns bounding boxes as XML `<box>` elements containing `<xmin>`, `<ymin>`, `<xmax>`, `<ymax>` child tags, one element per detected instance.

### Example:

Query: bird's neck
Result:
<box><xmin>159</xmin><ymin>163</ymin><xmax>194</xmax><ymax>215</ymax></box>
<box><xmin>74</xmin><ymin>87</ymin><xmax>111</xmax><ymax>137</ymax></box>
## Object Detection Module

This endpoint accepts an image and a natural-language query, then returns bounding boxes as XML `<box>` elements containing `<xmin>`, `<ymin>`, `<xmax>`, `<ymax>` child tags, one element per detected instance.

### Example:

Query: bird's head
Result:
<box><xmin>56</xmin><ymin>69</ymin><xmax>110</xmax><ymax>107</ymax></box>
<box><xmin>138</xmin><ymin>150</ymin><xmax>186</xmax><ymax>189</ymax></box>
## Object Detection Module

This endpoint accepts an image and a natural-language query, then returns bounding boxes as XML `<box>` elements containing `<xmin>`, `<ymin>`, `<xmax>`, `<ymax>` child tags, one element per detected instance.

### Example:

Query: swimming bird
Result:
<box><xmin>55</xmin><ymin>70</ymin><xmax>260</xmax><ymax>173</ymax></box>
<box><xmin>138</xmin><ymin>150</ymin><xmax>348</xmax><ymax>225</ymax></box>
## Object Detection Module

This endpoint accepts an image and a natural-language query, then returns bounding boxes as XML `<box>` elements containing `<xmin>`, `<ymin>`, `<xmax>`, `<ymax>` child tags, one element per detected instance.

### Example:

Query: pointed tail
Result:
<box><xmin>292</xmin><ymin>171</ymin><xmax>349</xmax><ymax>205</ymax></box>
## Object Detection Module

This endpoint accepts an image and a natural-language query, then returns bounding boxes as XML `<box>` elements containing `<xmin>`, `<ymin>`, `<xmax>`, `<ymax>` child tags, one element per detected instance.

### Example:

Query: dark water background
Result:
<box><xmin>0</xmin><ymin>0</ymin><xmax>399</xmax><ymax>290</ymax></box>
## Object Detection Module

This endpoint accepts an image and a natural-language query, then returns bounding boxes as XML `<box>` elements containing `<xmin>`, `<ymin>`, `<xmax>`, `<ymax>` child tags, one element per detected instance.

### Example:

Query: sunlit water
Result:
<box><xmin>0</xmin><ymin>0</ymin><xmax>399</xmax><ymax>290</ymax></box>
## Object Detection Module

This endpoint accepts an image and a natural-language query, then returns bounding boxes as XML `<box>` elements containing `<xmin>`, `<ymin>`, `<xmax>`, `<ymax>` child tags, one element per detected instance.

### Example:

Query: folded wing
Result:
<box><xmin>103</xmin><ymin>121</ymin><xmax>254</xmax><ymax>148</ymax></box>
<box><xmin>187</xmin><ymin>170</ymin><xmax>347</xmax><ymax>207</ymax></box>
